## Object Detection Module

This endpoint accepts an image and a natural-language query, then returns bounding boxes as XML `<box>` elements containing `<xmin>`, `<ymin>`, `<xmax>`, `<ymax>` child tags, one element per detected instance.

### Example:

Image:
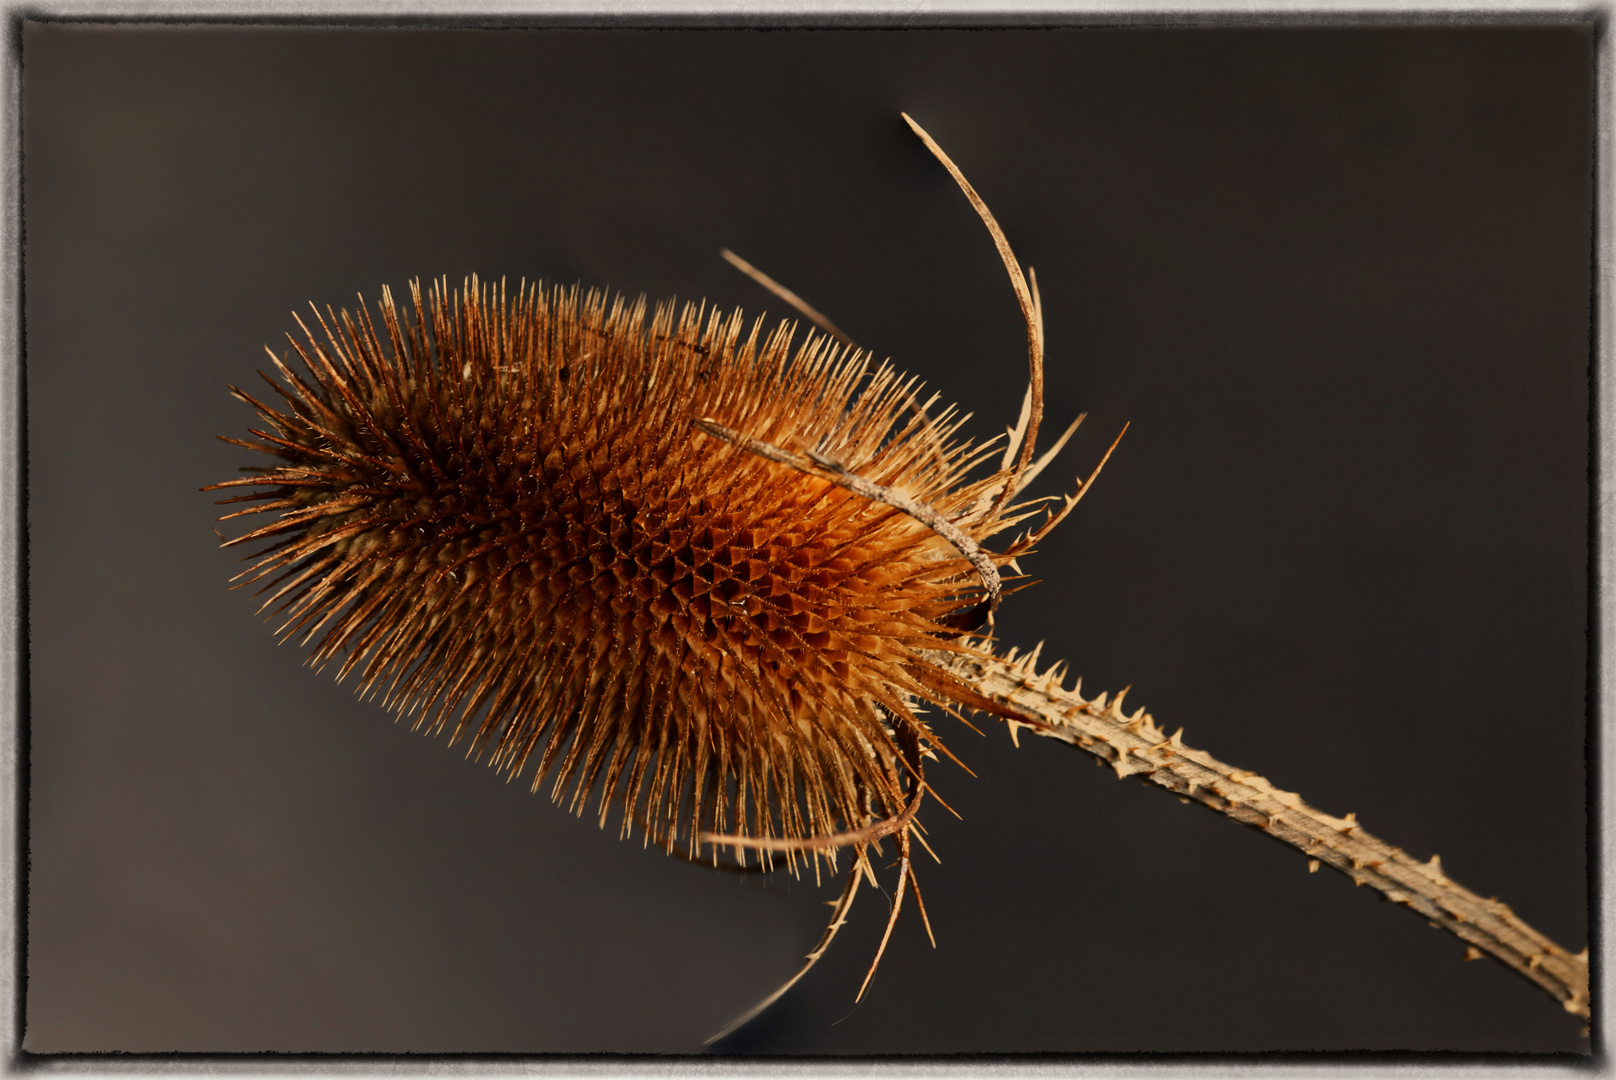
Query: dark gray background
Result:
<box><xmin>23</xmin><ymin>23</ymin><xmax>1590</xmax><ymax>1054</ymax></box>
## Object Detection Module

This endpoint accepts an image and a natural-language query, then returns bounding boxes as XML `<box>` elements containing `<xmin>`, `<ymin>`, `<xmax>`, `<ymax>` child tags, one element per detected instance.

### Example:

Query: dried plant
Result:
<box><xmin>207</xmin><ymin>114</ymin><xmax>1588</xmax><ymax>1041</ymax></box>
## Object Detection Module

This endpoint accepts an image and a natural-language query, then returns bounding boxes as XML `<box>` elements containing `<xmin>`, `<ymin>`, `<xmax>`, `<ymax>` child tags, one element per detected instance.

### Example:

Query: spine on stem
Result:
<box><xmin>953</xmin><ymin>646</ymin><xmax>1590</xmax><ymax>1021</ymax></box>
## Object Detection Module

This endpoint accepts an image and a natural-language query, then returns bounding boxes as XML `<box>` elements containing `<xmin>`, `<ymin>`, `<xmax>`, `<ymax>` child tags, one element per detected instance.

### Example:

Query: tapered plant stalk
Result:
<box><xmin>952</xmin><ymin>646</ymin><xmax>1590</xmax><ymax>1021</ymax></box>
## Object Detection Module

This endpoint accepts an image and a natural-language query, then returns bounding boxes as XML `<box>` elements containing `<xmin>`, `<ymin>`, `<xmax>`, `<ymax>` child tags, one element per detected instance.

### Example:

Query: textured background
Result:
<box><xmin>24</xmin><ymin>24</ymin><xmax>1590</xmax><ymax>1054</ymax></box>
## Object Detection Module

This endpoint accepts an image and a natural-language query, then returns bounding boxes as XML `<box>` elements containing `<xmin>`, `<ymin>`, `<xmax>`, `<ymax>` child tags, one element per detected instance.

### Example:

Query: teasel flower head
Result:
<box><xmin>207</xmin><ymin>115</ymin><xmax>1123</xmax><ymax>1032</ymax></box>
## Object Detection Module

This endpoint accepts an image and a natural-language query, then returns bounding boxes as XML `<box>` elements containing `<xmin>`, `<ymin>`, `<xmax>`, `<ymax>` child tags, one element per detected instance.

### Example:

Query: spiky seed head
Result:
<box><xmin>210</xmin><ymin>276</ymin><xmax>1027</xmax><ymax>868</ymax></box>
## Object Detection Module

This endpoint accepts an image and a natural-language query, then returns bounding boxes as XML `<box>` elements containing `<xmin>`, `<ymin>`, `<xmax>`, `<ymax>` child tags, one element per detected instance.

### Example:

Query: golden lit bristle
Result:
<box><xmin>210</xmin><ymin>277</ymin><xmax>1031</xmax><ymax>868</ymax></box>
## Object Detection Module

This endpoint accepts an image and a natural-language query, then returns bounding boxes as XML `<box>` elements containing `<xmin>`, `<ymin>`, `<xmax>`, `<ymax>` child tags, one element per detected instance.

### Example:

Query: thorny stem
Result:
<box><xmin>952</xmin><ymin>647</ymin><xmax>1591</xmax><ymax>1022</ymax></box>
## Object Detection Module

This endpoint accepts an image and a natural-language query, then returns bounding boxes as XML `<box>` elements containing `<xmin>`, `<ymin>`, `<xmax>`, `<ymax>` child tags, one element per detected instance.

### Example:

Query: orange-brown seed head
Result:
<box><xmin>210</xmin><ymin>276</ymin><xmax>1027</xmax><ymax>870</ymax></box>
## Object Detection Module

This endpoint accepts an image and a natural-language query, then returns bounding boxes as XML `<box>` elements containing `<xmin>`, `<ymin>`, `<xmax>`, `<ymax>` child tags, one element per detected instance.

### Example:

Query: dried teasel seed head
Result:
<box><xmin>208</xmin><ymin>119</ymin><xmax>1119</xmax><ymax>1032</ymax></box>
<box><xmin>209</xmin><ymin>276</ymin><xmax>1041</xmax><ymax>872</ymax></box>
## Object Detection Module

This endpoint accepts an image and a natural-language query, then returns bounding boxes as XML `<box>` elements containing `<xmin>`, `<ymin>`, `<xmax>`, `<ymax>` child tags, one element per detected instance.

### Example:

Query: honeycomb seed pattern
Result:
<box><xmin>210</xmin><ymin>277</ymin><xmax>1026</xmax><ymax>866</ymax></box>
